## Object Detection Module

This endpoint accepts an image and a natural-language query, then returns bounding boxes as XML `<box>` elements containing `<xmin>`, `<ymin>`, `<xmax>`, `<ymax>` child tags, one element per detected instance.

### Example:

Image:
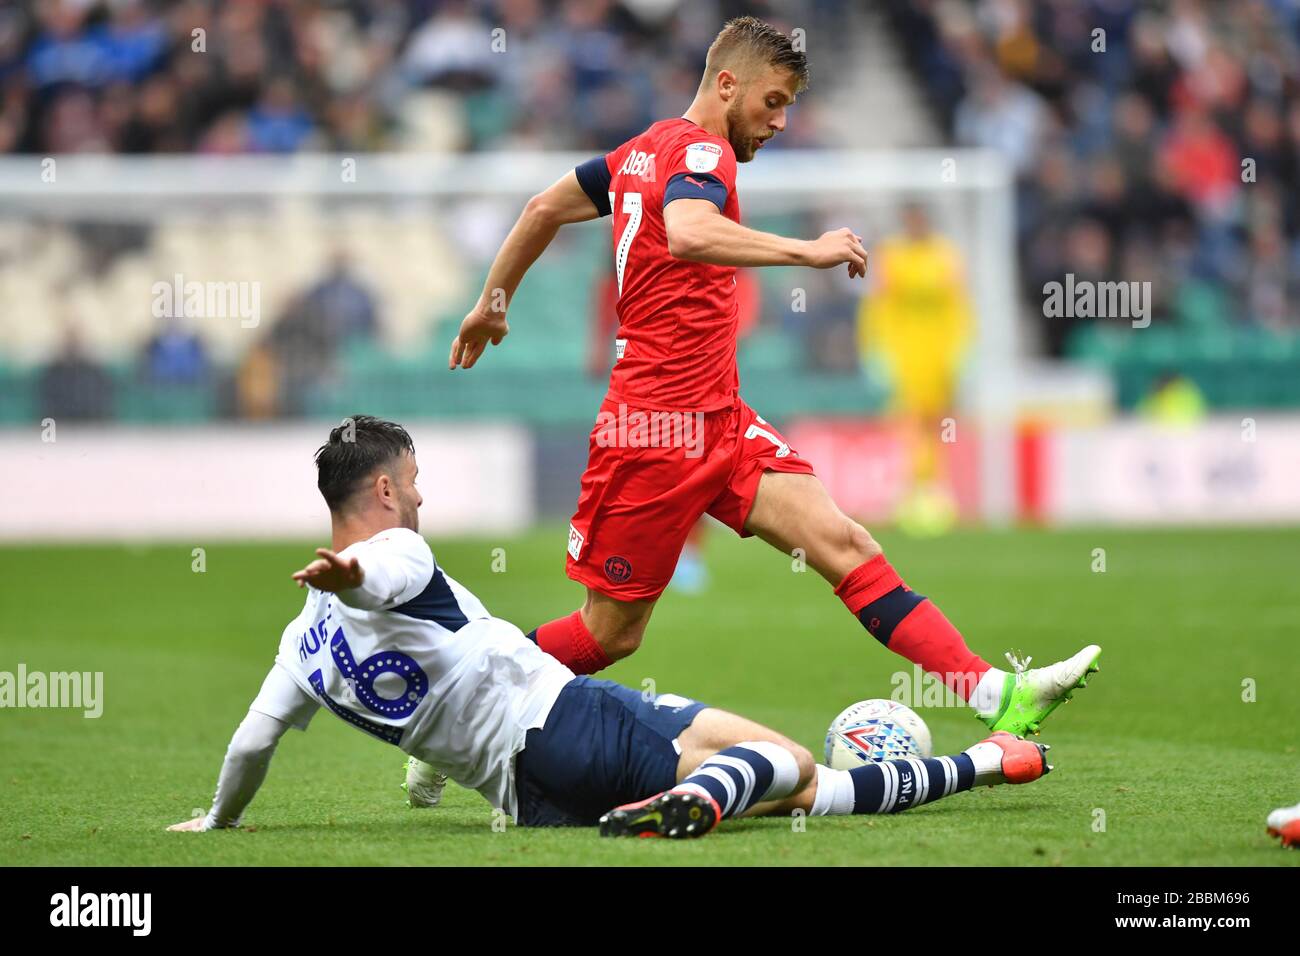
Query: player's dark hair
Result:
<box><xmin>703</xmin><ymin>16</ymin><xmax>809</xmax><ymax>92</ymax></box>
<box><xmin>315</xmin><ymin>415</ymin><xmax>415</xmax><ymax>512</ymax></box>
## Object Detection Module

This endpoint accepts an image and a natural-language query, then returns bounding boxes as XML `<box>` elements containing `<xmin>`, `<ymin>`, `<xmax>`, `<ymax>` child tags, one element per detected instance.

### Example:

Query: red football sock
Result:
<box><xmin>530</xmin><ymin>610</ymin><xmax>611</xmax><ymax>675</ymax></box>
<box><xmin>835</xmin><ymin>555</ymin><xmax>990</xmax><ymax>700</ymax></box>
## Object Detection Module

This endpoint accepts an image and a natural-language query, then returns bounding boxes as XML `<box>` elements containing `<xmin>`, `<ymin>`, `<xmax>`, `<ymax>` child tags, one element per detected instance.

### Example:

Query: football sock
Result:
<box><xmin>674</xmin><ymin>741</ymin><xmax>801</xmax><ymax>820</ymax></box>
<box><xmin>969</xmin><ymin>667</ymin><xmax>1012</xmax><ymax>720</ymax></box>
<box><xmin>835</xmin><ymin>555</ymin><xmax>993</xmax><ymax>704</ymax></box>
<box><xmin>963</xmin><ymin>737</ymin><xmax>1020</xmax><ymax>786</ymax></box>
<box><xmin>809</xmin><ymin>754</ymin><xmax>977</xmax><ymax>816</ymax></box>
<box><xmin>526</xmin><ymin>610</ymin><xmax>611</xmax><ymax>675</ymax></box>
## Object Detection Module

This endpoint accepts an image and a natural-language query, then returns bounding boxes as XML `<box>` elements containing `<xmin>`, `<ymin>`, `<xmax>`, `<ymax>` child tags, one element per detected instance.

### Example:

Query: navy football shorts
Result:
<box><xmin>513</xmin><ymin>676</ymin><xmax>709</xmax><ymax>827</ymax></box>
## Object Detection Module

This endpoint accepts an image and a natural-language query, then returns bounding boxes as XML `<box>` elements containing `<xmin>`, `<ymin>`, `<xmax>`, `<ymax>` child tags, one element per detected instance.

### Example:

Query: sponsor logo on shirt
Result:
<box><xmin>685</xmin><ymin>142</ymin><xmax>722</xmax><ymax>173</ymax></box>
<box><xmin>618</xmin><ymin>150</ymin><xmax>656</xmax><ymax>180</ymax></box>
<box><xmin>615</xmin><ymin>338</ymin><xmax>627</xmax><ymax>360</ymax></box>
<box><xmin>567</xmin><ymin>524</ymin><xmax>585</xmax><ymax>561</ymax></box>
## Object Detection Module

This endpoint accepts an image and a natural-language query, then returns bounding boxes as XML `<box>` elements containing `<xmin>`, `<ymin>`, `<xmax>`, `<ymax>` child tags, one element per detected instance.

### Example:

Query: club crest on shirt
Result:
<box><xmin>685</xmin><ymin>142</ymin><xmax>722</xmax><ymax>173</ymax></box>
<box><xmin>603</xmin><ymin>555</ymin><xmax>633</xmax><ymax>583</ymax></box>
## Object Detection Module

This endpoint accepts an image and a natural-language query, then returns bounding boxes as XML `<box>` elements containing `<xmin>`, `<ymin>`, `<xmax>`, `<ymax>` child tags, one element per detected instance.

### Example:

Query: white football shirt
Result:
<box><xmin>250</xmin><ymin>527</ymin><xmax>574</xmax><ymax>818</ymax></box>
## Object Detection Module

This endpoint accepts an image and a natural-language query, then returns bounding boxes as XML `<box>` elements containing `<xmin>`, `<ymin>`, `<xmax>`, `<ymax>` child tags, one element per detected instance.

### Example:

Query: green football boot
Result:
<box><xmin>979</xmin><ymin>644</ymin><xmax>1101</xmax><ymax>736</ymax></box>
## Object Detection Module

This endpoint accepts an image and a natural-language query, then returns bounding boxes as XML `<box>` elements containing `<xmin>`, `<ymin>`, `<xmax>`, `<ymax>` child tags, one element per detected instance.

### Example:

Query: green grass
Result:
<box><xmin>1</xmin><ymin>526</ymin><xmax>1297</xmax><ymax>866</ymax></box>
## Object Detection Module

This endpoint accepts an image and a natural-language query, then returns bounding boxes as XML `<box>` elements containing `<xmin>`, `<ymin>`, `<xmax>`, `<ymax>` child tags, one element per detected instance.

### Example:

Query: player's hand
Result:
<box><xmin>805</xmin><ymin>227</ymin><xmax>868</xmax><ymax>278</ymax></box>
<box><xmin>167</xmin><ymin>817</ymin><xmax>207</xmax><ymax>832</ymax></box>
<box><xmin>449</xmin><ymin>306</ymin><xmax>509</xmax><ymax>370</ymax></box>
<box><xmin>291</xmin><ymin>548</ymin><xmax>364</xmax><ymax>592</ymax></box>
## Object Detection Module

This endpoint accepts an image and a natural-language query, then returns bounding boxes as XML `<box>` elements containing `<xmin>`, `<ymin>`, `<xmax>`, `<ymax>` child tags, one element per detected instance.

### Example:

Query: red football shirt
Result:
<box><xmin>578</xmin><ymin>118</ymin><xmax>742</xmax><ymax>413</ymax></box>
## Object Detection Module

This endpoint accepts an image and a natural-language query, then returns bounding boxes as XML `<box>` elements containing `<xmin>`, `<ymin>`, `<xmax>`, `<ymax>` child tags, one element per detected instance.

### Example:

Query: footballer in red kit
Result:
<box><xmin>562</xmin><ymin>115</ymin><xmax>815</xmax><ymax>602</ymax></box>
<box><xmin>599</xmin><ymin>118</ymin><xmax>743</xmax><ymax>413</ymax></box>
<box><xmin>442</xmin><ymin>16</ymin><xmax>1100</xmax><ymax>743</ymax></box>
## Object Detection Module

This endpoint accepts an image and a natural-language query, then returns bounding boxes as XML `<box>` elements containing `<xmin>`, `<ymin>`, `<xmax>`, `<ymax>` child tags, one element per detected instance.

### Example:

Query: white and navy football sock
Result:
<box><xmin>809</xmin><ymin>754</ymin><xmax>977</xmax><ymax>816</ymax></box>
<box><xmin>673</xmin><ymin>741</ymin><xmax>801</xmax><ymax>819</ymax></box>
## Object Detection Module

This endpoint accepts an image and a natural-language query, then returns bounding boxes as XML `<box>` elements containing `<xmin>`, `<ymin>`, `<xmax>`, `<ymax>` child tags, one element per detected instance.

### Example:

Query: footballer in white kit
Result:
<box><xmin>255</xmin><ymin>525</ymin><xmax>573</xmax><ymax>818</ymax></box>
<box><xmin>168</xmin><ymin>416</ymin><xmax>1056</xmax><ymax>840</ymax></box>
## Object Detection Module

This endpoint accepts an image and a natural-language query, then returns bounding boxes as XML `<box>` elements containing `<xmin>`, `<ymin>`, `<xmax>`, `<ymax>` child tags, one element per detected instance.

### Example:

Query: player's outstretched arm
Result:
<box><xmin>292</xmin><ymin>532</ymin><xmax>434</xmax><ymax>611</ymax></box>
<box><xmin>450</xmin><ymin>170</ymin><xmax>602</xmax><ymax>370</ymax></box>
<box><xmin>664</xmin><ymin>198</ymin><xmax>867</xmax><ymax>277</ymax></box>
<box><xmin>167</xmin><ymin>709</ymin><xmax>291</xmax><ymax>832</ymax></box>
<box><xmin>292</xmin><ymin>547</ymin><xmax>364</xmax><ymax>593</ymax></box>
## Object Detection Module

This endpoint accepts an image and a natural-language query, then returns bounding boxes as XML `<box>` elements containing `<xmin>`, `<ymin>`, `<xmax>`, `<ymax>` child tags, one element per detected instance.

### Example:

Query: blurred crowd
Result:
<box><xmin>0</xmin><ymin>0</ymin><xmax>842</xmax><ymax>155</ymax></box>
<box><xmin>8</xmin><ymin>0</ymin><xmax>1299</xmax><ymax>421</ymax></box>
<box><xmin>37</xmin><ymin>251</ymin><xmax>380</xmax><ymax>420</ymax></box>
<box><xmin>886</xmin><ymin>0</ymin><xmax>1300</xmax><ymax>354</ymax></box>
<box><xmin>2</xmin><ymin>0</ymin><xmax>857</xmax><ymax>421</ymax></box>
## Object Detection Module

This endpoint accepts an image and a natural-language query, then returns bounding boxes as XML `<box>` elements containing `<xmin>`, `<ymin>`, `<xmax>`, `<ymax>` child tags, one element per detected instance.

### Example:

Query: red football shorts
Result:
<box><xmin>565</xmin><ymin>396</ymin><xmax>815</xmax><ymax>601</ymax></box>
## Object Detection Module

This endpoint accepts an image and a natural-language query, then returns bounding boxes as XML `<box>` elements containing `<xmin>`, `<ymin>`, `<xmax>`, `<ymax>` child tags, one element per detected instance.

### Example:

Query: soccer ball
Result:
<box><xmin>824</xmin><ymin>699</ymin><xmax>932</xmax><ymax>769</ymax></box>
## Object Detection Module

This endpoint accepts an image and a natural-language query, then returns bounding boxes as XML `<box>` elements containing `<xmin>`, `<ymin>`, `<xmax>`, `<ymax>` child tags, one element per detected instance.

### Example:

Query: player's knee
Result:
<box><xmin>596</xmin><ymin>620</ymin><xmax>646</xmax><ymax>660</ymax></box>
<box><xmin>845</xmin><ymin>518</ymin><xmax>882</xmax><ymax>563</ymax></box>
<box><xmin>583</xmin><ymin>591</ymin><xmax>656</xmax><ymax>661</ymax></box>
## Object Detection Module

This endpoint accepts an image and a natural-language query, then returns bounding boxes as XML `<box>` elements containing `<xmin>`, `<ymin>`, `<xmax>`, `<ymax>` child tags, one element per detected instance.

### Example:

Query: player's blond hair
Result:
<box><xmin>700</xmin><ymin>17</ymin><xmax>809</xmax><ymax>92</ymax></box>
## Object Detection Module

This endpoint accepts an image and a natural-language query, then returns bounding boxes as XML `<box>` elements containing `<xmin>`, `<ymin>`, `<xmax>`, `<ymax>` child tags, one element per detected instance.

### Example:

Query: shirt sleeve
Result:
<box><xmin>204</xmin><ymin>707</ymin><xmax>292</xmax><ymax>829</ymax></box>
<box><xmin>662</xmin><ymin>136</ymin><xmax>735</xmax><ymax>213</ymax></box>
<box><xmin>335</xmin><ymin>528</ymin><xmax>435</xmax><ymax>611</ymax></box>
<box><xmin>574</xmin><ymin>154</ymin><xmax>613</xmax><ymax>216</ymax></box>
<box><xmin>249</xmin><ymin>662</ymin><xmax>319</xmax><ymax>730</ymax></box>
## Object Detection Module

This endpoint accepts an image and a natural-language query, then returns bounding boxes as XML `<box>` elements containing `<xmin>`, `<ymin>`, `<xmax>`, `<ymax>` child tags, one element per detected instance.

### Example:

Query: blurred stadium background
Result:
<box><xmin>3</xmin><ymin>0</ymin><xmax>1300</xmax><ymax>540</ymax></box>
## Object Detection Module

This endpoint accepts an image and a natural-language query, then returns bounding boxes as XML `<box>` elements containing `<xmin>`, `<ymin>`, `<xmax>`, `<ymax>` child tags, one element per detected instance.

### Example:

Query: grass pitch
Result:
<box><xmin>1</xmin><ymin>526</ymin><xmax>1297</xmax><ymax>866</ymax></box>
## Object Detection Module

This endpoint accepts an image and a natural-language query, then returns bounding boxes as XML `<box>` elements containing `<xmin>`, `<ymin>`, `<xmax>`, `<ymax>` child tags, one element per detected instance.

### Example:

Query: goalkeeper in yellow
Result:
<box><xmin>858</xmin><ymin>203</ymin><xmax>973</xmax><ymax>535</ymax></box>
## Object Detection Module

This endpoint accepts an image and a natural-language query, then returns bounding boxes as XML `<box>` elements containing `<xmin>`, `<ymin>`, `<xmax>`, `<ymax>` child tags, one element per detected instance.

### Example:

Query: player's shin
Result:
<box><xmin>809</xmin><ymin>756</ymin><xmax>972</xmax><ymax>816</ymax></box>
<box><xmin>525</xmin><ymin>609</ymin><xmax>611</xmax><ymax>675</ymax></box>
<box><xmin>672</xmin><ymin>741</ymin><xmax>803</xmax><ymax>822</ymax></box>
<box><xmin>834</xmin><ymin>555</ymin><xmax>1001</xmax><ymax>707</ymax></box>
<box><xmin>808</xmin><ymin>734</ymin><xmax>1051</xmax><ymax>816</ymax></box>
<box><xmin>600</xmin><ymin>741</ymin><xmax>803</xmax><ymax>838</ymax></box>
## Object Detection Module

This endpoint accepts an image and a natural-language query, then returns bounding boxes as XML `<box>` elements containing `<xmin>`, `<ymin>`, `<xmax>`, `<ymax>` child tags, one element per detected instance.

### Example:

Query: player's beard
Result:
<box><xmin>726</xmin><ymin>97</ymin><xmax>760</xmax><ymax>163</ymax></box>
<box><xmin>399</xmin><ymin>495</ymin><xmax>420</xmax><ymax>533</ymax></box>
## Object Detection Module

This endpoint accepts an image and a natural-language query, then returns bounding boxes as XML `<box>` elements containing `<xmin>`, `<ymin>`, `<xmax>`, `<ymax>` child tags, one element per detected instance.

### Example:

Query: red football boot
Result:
<box><xmin>981</xmin><ymin>730</ymin><xmax>1053</xmax><ymax>784</ymax></box>
<box><xmin>598</xmin><ymin>789</ymin><xmax>722</xmax><ymax>839</ymax></box>
<box><xmin>1267</xmin><ymin>804</ymin><xmax>1300</xmax><ymax>849</ymax></box>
